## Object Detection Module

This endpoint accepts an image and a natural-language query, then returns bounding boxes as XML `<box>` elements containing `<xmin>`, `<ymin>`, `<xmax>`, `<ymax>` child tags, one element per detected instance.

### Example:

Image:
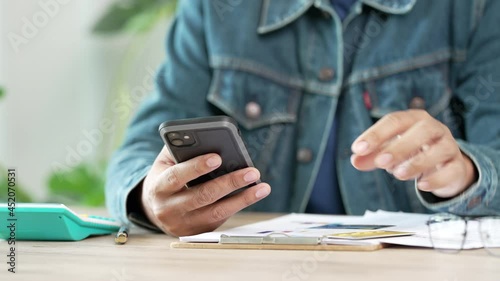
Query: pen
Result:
<box><xmin>115</xmin><ymin>225</ymin><xmax>129</xmax><ymax>244</ymax></box>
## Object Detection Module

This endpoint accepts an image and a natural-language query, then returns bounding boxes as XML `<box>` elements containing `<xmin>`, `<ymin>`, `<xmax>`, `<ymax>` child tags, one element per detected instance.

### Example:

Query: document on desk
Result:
<box><xmin>179</xmin><ymin>210</ymin><xmax>484</xmax><ymax>249</ymax></box>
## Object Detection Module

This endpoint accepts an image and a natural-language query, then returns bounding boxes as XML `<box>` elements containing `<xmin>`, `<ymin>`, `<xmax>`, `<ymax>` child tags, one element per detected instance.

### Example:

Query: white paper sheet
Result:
<box><xmin>179</xmin><ymin>210</ymin><xmax>484</xmax><ymax>249</ymax></box>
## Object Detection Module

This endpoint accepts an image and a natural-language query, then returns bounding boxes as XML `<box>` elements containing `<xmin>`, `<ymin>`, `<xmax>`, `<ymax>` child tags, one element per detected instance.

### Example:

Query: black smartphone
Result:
<box><xmin>158</xmin><ymin>116</ymin><xmax>258</xmax><ymax>188</ymax></box>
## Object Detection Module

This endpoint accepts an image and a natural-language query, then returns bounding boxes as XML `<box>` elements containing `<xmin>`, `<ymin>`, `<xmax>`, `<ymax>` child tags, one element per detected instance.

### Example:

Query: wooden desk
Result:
<box><xmin>1</xmin><ymin>209</ymin><xmax>498</xmax><ymax>281</ymax></box>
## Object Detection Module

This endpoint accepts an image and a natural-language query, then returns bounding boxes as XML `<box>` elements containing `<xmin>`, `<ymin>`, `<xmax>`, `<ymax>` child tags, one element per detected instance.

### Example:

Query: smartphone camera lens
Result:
<box><xmin>171</xmin><ymin>139</ymin><xmax>184</xmax><ymax>146</ymax></box>
<box><xmin>168</xmin><ymin>132</ymin><xmax>180</xmax><ymax>139</ymax></box>
<box><xmin>167</xmin><ymin>131</ymin><xmax>196</xmax><ymax>147</ymax></box>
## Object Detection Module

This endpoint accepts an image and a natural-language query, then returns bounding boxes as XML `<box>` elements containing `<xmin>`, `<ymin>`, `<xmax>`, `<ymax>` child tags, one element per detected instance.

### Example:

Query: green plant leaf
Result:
<box><xmin>47</xmin><ymin>162</ymin><xmax>107</xmax><ymax>206</ymax></box>
<box><xmin>123</xmin><ymin>8</ymin><xmax>163</xmax><ymax>33</ymax></box>
<box><xmin>0</xmin><ymin>86</ymin><xmax>5</xmax><ymax>100</ymax></box>
<box><xmin>93</xmin><ymin>0</ymin><xmax>177</xmax><ymax>34</ymax></box>
<box><xmin>92</xmin><ymin>3</ymin><xmax>142</xmax><ymax>34</ymax></box>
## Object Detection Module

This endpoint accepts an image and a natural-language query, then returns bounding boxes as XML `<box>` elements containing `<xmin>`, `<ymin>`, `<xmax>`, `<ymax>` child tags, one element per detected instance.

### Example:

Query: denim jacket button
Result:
<box><xmin>245</xmin><ymin>101</ymin><xmax>261</xmax><ymax>119</ymax></box>
<box><xmin>409</xmin><ymin>96</ymin><xmax>426</xmax><ymax>109</ymax></box>
<box><xmin>318</xmin><ymin>68</ymin><xmax>335</xmax><ymax>81</ymax></box>
<box><xmin>297</xmin><ymin>148</ymin><xmax>313</xmax><ymax>163</ymax></box>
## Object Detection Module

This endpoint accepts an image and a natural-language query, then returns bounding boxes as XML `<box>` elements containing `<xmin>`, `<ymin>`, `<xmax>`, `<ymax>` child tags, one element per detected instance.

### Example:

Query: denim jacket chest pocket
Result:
<box><xmin>363</xmin><ymin>63</ymin><xmax>452</xmax><ymax>120</ymax></box>
<box><xmin>206</xmin><ymin>68</ymin><xmax>303</xmax><ymax>181</ymax></box>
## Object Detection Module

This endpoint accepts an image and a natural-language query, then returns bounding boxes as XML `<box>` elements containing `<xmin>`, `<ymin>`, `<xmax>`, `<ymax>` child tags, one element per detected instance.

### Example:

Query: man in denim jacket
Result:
<box><xmin>106</xmin><ymin>0</ymin><xmax>500</xmax><ymax>236</ymax></box>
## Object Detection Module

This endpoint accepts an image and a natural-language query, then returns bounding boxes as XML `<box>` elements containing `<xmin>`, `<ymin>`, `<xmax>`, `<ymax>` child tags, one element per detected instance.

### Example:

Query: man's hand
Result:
<box><xmin>350</xmin><ymin>109</ymin><xmax>478</xmax><ymax>198</ymax></box>
<box><xmin>141</xmin><ymin>146</ymin><xmax>271</xmax><ymax>236</ymax></box>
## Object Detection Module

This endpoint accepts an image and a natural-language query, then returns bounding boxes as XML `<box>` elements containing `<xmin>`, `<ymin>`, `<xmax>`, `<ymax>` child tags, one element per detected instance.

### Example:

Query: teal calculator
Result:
<box><xmin>0</xmin><ymin>203</ymin><xmax>121</xmax><ymax>241</ymax></box>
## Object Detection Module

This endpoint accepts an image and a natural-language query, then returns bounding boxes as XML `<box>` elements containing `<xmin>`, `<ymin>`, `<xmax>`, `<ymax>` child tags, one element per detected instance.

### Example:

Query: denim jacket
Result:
<box><xmin>106</xmin><ymin>0</ymin><xmax>500</xmax><ymax>225</ymax></box>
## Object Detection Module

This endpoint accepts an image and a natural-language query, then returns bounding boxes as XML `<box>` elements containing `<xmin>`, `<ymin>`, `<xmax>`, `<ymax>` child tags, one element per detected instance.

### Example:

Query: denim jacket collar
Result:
<box><xmin>258</xmin><ymin>0</ymin><xmax>417</xmax><ymax>34</ymax></box>
<box><xmin>362</xmin><ymin>0</ymin><xmax>417</xmax><ymax>14</ymax></box>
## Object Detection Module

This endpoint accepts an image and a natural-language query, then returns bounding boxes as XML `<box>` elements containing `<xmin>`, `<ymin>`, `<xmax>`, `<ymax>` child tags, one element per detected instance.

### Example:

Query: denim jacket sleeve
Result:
<box><xmin>105</xmin><ymin>0</ymin><xmax>213</xmax><ymax>224</ymax></box>
<box><xmin>416</xmin><ymin>0</ymin><xmax>500</xmax><ymax>216</ymax></box>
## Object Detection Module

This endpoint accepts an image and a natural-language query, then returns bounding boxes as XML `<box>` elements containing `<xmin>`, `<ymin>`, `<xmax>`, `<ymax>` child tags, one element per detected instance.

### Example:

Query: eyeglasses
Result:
<box><xmin>427</xmin><ymin>213</ymin><xmax>500</xmax><ymax>257</ymax></box>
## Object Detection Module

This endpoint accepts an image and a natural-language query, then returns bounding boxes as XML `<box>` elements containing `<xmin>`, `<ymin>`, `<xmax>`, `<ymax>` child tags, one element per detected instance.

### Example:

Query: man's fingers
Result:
<box><xmin>416</xmin><ymin>159</ymin><xmax>466</xmax><ymax>197</ymax></box>
<box><xmin>350</xmin><ymin>151</ymin><xmax>378</xmax><ymax>171</ymax></box>
<box><xmin>351</xmin><ymin>110</ymin><xmax>429</xmax><ymax>156</ymax></box>
<box><xmin>373</xmin><ymin>118</ymin><xmax>449</xmax><ymax>169</ymax></box>
<box><xmin>154</xmin><ymin>153</ymin><xmax>222</xmax><ymax>196</ymax></box>
<box><xmin>188</xmin><ymin>183</ymin><xmax>271</xmax><ymax>227</ymax></box>
<box><xmin>183</xmin><ymin>167</ymin><xmax>262</xmax><ymax>211</ymax></box>
<box><xmin>351</xmin><ymin>116</ymin><xmax>446</xmax><ymax>171</ymax></box>
<box><xmin>153</xmin><ymin>180</ymin><xmax>270</xmax><ymax>236</ymax></box>
<box><xmin>391</xmin><ymin>137</ymin><xmax>458</xmax><ymax>181</ymax></box>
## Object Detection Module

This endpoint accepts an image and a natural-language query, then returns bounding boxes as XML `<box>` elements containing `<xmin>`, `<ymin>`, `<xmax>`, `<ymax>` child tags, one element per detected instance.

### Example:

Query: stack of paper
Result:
<box><xmin>180</xmin><ymin>210</ymin><xmax>484</xmax><ymax>249</ymax></box>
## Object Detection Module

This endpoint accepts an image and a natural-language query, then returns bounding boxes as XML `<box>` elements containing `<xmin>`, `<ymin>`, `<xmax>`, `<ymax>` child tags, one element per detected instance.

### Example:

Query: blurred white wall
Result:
<box><xmin>0</xmin><ymin>0</ymin><xmax>171</xmax><ymax>200</ymax></box>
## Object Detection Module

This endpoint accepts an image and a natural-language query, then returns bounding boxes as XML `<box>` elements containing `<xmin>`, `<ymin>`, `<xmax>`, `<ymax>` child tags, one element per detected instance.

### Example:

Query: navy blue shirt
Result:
<box><xmin>305</xmin><ymin>0</ymin><xmax>357</xmax><ymax>214</ymax></box>
<box><xmin>330</xmin><ymin>0</ymin><xmax>357</xmax><ymax>19</ymax></box>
